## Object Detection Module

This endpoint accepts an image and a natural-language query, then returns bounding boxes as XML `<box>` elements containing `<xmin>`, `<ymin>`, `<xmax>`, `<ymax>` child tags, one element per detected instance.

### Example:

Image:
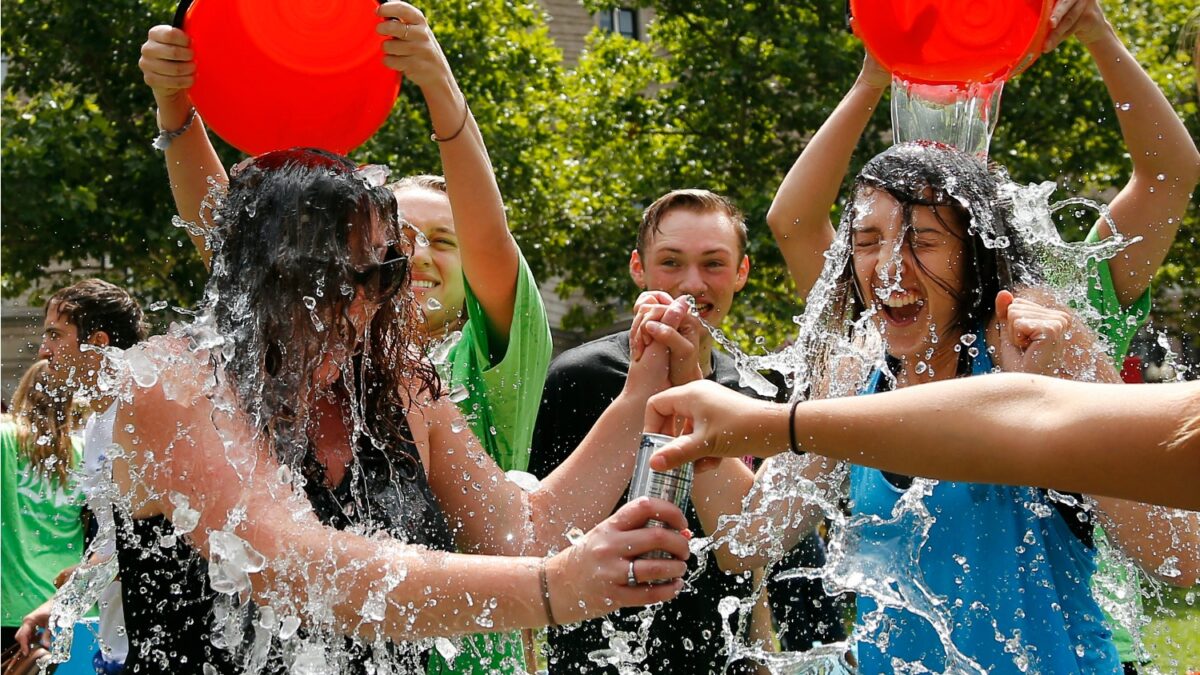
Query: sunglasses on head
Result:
<box><xmin>350</xmin><ymin>247</ymin><xmax>408</xmax><ymax>301</ymax></box>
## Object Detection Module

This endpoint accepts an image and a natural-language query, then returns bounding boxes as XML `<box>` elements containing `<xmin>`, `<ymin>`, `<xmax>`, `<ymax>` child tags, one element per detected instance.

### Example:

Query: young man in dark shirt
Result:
<box><xmin>529</xmin><ymin>190</ymin><xmax>844</xmax><ymax>674</ymax></box>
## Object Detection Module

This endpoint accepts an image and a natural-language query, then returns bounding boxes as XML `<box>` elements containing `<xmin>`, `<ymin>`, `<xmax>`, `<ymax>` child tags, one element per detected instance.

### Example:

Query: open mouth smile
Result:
<box><xmin>875</xmin><ymin>289</ymin><xmax>925</xmax><ymax>326</ymax></box>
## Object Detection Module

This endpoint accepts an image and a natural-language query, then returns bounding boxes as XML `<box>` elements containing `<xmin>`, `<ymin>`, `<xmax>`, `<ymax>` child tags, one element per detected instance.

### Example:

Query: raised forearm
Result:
<box><xmin>1086</xmin><ymin>27</ymin><xmax>1200</xmax><ymax>182</ymax></box>
<box><xmin>423</xmin><ymin>78</ymin><xmax>519</xmax><ymax>336</ymax></box>
<box><xmin>157</xmin><ymin>95</ymin><xmax>226</xmax><ymax>269</ymax></box>
<box><xmin>767</xmin><ymin>75</ymin><xmax>885</xmax><ymax>296</ymax></box>
<box><xmin>530</xmin><ymin>391</ymin><xmax>648</xmax><ymax>553</ymax></box>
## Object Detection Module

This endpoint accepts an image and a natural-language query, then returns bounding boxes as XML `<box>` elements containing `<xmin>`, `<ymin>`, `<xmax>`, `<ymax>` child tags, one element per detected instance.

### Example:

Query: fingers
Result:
<box><xmin>645</xmin><ymin>321</ymin><xmax>695</xmax><ymax>363</ymax></box>
<box><xmin>649</xmin><ymin>434</ymin><xmax>710</xmax><ymax>472</ymax></box>
<box><xmin>645</xmin><ymin>387</ymin><xmax>689</xmax><ymax>436</ymax></box>
<box><xmin>376</xmin><ymin>0</ymin><xmax>428</xmax><ymax>26</ymax></box>
<box><xmin>147</xmin><ymin>24</ymin><xmax>190</xmax><ymax>48</ymax></box>
<box><xmin>1043</xmin><ymin>0</ymin><xmax>1088</xmax><ymax>52</ymax></box>
<box><xmin>15</xmin><ymin>624</ymin><xmax>31</xmax><ymax>655</ymax></box>
<box><xmin>140</xmin><ymin>26</ymin><xmax>196</xmax><ymax>94</ymax></box>
<box><xmin>626</xmin><ymin>557</ymin><xmax>690</xmax><ymax>585</ymax></box>
<box><xmin>632</xmin><ymin>290</ymin><xmax>674</xmax><ymax>312</ymax></box>
<box><xmin>994</xmin><ymin>289</ymin><xmax>1014</xmax><ymax>322</ymax></box>
<box><xmin>630</xmin><ymin>303</ymin><xmax>669</xmax><ymax>360</ymax></box>
<box><xmin>615</xmin><ymin>525</ymin><xmax>692</xmax><ymax>562</ymax></box>
<box><xmin>611</xmin><ymin>577</ymin><xmax>685</xmax><ymax>607</ymax></box>
<box><xmin>609</xmin><ymin>497</ymin><xmax>689</xmax><ymax>533</ymax></box>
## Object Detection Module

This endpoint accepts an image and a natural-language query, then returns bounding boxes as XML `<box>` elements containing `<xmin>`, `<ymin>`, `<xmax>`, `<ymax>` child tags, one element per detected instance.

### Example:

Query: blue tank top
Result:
<box><xmin>848</xmin><ymin>336</ymin><xmax>1121</xmax><ymax>674</ymax></box>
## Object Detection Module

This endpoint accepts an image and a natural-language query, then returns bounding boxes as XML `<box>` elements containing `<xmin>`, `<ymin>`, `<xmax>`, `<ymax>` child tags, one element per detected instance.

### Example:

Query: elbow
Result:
<box><xmin>765</xmin><ymin>203</ymin><xmax>790</xmax><ymax>238</ymax></box>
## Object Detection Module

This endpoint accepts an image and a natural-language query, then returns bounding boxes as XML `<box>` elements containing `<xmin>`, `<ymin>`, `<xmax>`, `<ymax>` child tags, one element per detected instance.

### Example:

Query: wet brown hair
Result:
<box><xmin>47</xmin><ymin>278</ymin><xmax>147</xmax><ymax>349</ymax></box>
<box><xmin>7</xmin><ymin>360</ymin><xmax>80</xmax><ymax>486</ymax></box>
<box><xmin>206</xmin><ymin>148</ymin><xmax>440</xmax><ymax>468</ymax></box>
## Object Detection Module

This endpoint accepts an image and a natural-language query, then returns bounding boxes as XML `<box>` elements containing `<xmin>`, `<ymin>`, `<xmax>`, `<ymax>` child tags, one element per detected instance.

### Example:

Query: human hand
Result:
<box><xmin>645</xmin><ymin>380</ymin><xmax>788</xmax><ymax>472</ymax></box>
<box><xmin>1043</xmin><ymin>0</ymin><xmax>1111</xmax><ymax>53</ymax></box>
<box><xmin>631</xmin><ymin>294</ymin><xmax>703</xmax><ymax>386</ymax></box>
<box><xmin>377</xmin><ymin>2</ymin><xmax>455</xmax><ymax>93</ymax></box>
<box><xmin>858</xmin><ymin>51</ymin><xmax>891</xmax><ymax>90</ymax></box>
<box><xmin>544</xmin><ymin>497</ymin><xmax>689</xmax><ymax>624</ymax></box>
<box><xmin>139</xmin><ymin>25</ymin><xmax>195</xmax><ymax>117</ymax></box>
<box><xmin>629</xmin><ymin>290</ymin><xmax>675</xmax><ymax>361</ymax></box>
<box><xmin>993</xmin><ymin>289</ymin><xmax>1076</xmax><ymax>376</ymax></box>
<box><xmin>53</xmin><ymin>564</ymin><xmax>77</xmax><ymax>589</ymax></box>
<box><xmin>14</xmin><ymin>599</ymin><xmax>54</xmax><ymax>655</ymax></box>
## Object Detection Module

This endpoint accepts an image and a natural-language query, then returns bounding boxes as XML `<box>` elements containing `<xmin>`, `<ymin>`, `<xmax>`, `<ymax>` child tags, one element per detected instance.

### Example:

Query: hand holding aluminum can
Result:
<box><xmin>629</xmin><ymin>432</ymin><xmax>694</xmax><ymax>562</ymax></box>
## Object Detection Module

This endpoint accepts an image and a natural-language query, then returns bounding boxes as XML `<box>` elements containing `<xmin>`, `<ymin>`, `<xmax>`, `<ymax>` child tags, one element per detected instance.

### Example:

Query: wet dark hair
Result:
<box><xmin>47</xmin><ymin>278</ymin><xmax>147</xmax><ymax>349</ymax></box>
<box><xmin>833</xmin><ymin>142</ymin><xmax>1041</xmax><ymax>371</ymax></box>
<box><xmin>205</xmin><ymin>148</ymin><xmax>439</xmax><ymax>467</ymax></box>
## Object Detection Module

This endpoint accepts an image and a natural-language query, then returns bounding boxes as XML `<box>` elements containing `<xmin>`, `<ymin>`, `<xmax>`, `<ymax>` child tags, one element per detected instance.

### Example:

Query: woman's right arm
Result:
<box><xmin>113</xmin><ymin>364</ymin><xmax>685</xmax><ymax>641</ymax></box>
<box><xmin>765</xmin><ymin>54</ymin><xmax>889</xmax><ymax>298</ymax></box>
<box><xmin>139</xmin><ymin>25</ymin><xmax>227</xmax><ymax>268</ymax></box>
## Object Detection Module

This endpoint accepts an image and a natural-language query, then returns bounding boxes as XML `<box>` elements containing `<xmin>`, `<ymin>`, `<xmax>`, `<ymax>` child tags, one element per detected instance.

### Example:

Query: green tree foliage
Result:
<box><xmin>3</xmin><ymin>0</ymin><xmax>1196</xmax><ymax>347</ymax></box>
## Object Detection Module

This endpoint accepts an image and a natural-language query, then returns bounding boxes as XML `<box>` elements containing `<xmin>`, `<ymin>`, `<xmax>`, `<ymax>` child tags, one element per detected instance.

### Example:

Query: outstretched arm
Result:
<box><xmin>379</xmin><ymin>2</ymin><xmax>521</xmax><ymax>343</ymax></box>
<box><xmin>1046</xmin><ymin>0</ymin><xmax>1200</xmax><ymax>305</ymax></box>
<box><xmin>647</xmin><ymin>376</ymin><xmax>1200</xmax><ymax>512</ymax></box>
<box><xmin>139</xmin><ymin>25</ymin><xmax>227</xmax><ymax>268</ymax></box>
<box><xmin>765</xmin><ymin>53</ymin><xmax>890</xmax><ymax>298</ymax></box>
<box><xmin>112</xmin><ymin>358</ymin><xmax>687</xmax><ymax>641</ymax></box>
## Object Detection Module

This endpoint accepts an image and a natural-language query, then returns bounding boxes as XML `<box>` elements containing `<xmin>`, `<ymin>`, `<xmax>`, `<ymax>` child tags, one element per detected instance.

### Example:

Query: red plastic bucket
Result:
<box><xmin>175</xmin><ymin>0</ymin><xmax>400</xmax><ymax>155</ymax></box>
<box><xmin>849</xmin><ymin>0</ymin><xmax>1053</xmax><ymax>85</ymax></box>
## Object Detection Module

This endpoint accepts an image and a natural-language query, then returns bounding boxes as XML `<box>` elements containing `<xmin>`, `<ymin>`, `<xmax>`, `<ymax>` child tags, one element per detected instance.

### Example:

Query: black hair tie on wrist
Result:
<box><xmin>788</xmin><ymin>398</ymin><xmax>805</xmax><ymax>456</ymax></box>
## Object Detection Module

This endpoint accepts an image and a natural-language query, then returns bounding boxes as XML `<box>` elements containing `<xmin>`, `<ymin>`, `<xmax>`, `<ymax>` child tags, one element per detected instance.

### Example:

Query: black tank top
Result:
<box><xmin>116</xmin><ymin>417</ymin><xmax>454</xmax><ymax>674</ymax></box>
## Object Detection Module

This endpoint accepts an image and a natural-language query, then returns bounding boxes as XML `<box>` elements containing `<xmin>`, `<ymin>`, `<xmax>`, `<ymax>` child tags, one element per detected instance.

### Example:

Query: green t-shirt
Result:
<box><xmin>429</xmin><ymin>250</ymin><xmax>553</xmax><ymax>675</ymax></box>
<box><xmin>1</xmin><ymin>421</ymin><xmax>85</xmax><ymax>627</ymax></box>
<box><xmin>1083</xmin><ymin>227</ymin><xmax>1151</xmax><ymax>364</ymax></box>
<box><xmin>1081</xmin><ymin>225</ymin><xmax>1152</xmax><ymax>664</ymax></box>
<box><xmin>447</xmin><ymin>250</ymin><xmax>553</xmax><ymax>474</ymax></box>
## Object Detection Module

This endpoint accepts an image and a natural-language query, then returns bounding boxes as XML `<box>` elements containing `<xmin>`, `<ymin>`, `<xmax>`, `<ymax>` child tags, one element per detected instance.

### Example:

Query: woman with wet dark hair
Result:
<box><xmin>745</xmin><ymin>0</ymin><xmax>1199</xmax><ymax>669</ymax></box>
<box><xmin>91</xmin><ymin>148</ymin><xmax>698</xmax><ymax>675</ymax></box>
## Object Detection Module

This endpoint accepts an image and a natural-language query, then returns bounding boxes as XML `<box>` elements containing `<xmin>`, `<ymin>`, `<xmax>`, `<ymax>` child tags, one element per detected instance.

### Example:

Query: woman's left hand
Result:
<box><xmin>376</xmin><ymin>2</ymin><xmax>454</xmax><ymax>91</ymax></box>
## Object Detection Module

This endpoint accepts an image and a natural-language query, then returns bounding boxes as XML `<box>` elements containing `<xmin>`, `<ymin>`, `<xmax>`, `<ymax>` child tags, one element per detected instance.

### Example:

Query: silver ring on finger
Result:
<box><xmin>627</xmin><ymin>560</ymin><xmax>638</xmax><ymax>587</ymax></box>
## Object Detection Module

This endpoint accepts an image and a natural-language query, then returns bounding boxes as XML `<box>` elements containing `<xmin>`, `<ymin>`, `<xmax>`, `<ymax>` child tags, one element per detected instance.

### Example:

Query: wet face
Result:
<box><xmin>851</xmin><ymin>189</ymin><xmax>966</xmax><ymax>362</ymax></box>
<box><xmin>630</xmin><ymin>208</ymin><xmax>749</xmax><ymax>325</ymax></box>
<box><xmin>312</xmin><ymin>211</ymin><xmax>405</xmax><ymax>388</ymax></box>
<box><xmin>393</xmin><ymin>188</ymin><xmax>466</xmax><ymax>336</ymax></box>
<box><xmin>38</xmin><ymin>302</ymin><xmax>104</xmax><ymax>394</ymax></box>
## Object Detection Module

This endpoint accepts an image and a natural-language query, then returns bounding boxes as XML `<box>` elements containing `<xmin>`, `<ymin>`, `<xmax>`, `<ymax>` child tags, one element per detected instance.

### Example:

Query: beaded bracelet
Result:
<box><xmin>153</xmin><ymin>106</ymin><xmax>198</xmax><ymax>151</ymax></box>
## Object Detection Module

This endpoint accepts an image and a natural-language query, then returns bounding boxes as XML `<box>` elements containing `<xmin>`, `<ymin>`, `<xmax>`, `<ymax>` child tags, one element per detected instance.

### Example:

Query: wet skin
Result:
<box><xmin>393</xmin><ymin>187</ymin><xmax>467</xmax><ymax>338</ymax></box>
<box><xmin>850</xmin><ymin>188</ymin><xmax>967</xmax><ymax>380</ymax></box>
<box><xmin>39</xmin><ymin>302</ymin><xmax>105</xmax><ymax>394</ymax></box>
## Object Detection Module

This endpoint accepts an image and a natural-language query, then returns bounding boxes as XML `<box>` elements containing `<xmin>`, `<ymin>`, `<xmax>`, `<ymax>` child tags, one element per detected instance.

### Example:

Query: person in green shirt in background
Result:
<box><xmin>139</xmin><ymin>3</ymin><xmax>551</xmax><ymax>671</ymax></box>
<box><xmin>1</xmin><ymin>361</ymin><xmax>85</xmax><ymax>652</ymax></box>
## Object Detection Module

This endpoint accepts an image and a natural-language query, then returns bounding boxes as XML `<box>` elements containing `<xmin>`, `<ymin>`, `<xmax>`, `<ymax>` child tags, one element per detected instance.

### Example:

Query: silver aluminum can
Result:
<box><xmin>629</xmin><ymin>432</ymin><xmax>693</xmax><ymax>560</ymax></box>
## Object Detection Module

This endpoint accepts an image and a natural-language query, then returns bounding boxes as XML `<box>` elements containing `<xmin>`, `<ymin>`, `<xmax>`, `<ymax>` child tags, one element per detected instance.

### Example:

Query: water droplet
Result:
<box><xmin>148</xmin><ymin>300</ymin><xmax>169</xmax><ymax>312</ymax></box>
<box><xmin>914</xmin><ymin>361</ymin><xmax>928</xmax><ymax>375</ymax></box>
<box><xmin>302</xmin><ymin>296</ymin><xmax>317</xmax><ymax>311</ymax></box>
<box><xmin>566</xmin><ymin>527</ymin><xmax>586</xmax><ymax>546</ymax></box>
<box><xmin>960</xmin><ymin>333</ymin><xmax>978</xmax><ymax>346</ymax></box>
<box><xmin>425</xmin><ymin>297</ymin><xmax>443</xmax><ymax>312</ymax></box>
